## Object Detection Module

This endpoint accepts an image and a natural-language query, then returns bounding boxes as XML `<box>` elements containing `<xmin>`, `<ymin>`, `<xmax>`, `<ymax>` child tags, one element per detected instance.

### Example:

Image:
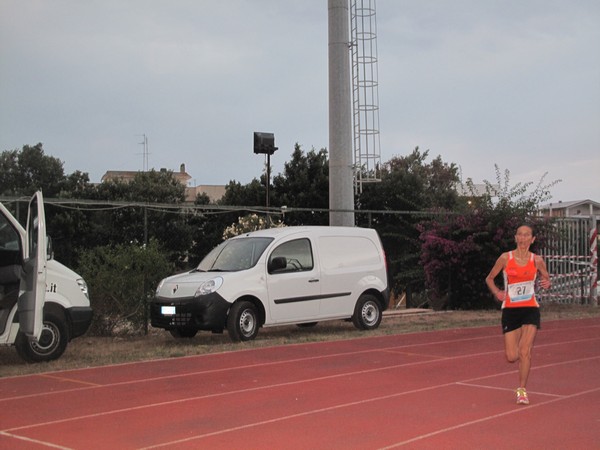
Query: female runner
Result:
<box><xmin>485</xmin><ymin>224</ymin><xmax>551</xmax><ymax>405</ymax></box>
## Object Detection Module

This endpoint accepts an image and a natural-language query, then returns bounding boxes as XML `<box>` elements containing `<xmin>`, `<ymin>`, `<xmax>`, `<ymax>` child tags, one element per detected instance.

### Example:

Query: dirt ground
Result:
<box><xmin>1</xmin><ymin>304</ymin><xmax>599</xmax><ymax>378</ymax></box>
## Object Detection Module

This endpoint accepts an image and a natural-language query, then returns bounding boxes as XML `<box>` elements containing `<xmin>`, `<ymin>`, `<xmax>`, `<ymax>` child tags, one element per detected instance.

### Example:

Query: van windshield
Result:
<box><xmin>196</xmin><ymin>237</ymin><xmax>273</xmax><ymax>272</ymax></box>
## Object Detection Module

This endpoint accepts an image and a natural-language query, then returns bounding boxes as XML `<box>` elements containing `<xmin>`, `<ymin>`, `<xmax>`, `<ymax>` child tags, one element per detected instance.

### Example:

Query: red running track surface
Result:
<box><xmin>1</xmin><ymin>317</ymin><xmax>599</xmax><ymax>449</ymax></box>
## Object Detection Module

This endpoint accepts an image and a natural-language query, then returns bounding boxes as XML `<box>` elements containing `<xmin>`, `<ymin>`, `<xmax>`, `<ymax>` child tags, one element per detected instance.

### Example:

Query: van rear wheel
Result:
<box><xmin>352</xmin><ymin>294</ymin><xmax>382</xmax><ymax>330</ymax></box>
<box><xmin>227</xmin><ymin>301</ymin><xmax>259</xmax><ymax>342</ymax></box>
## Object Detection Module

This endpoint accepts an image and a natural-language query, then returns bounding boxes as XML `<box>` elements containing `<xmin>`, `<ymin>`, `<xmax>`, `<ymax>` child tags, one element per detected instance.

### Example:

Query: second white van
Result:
<box><xmin>150</xmin><ymin>226</ymin><xmax>389</xmax><ymax>341</ymax></box>
<box><xmin>0</xmin><ymin>192</ymin><xmax>92</xmax><ymax>362</ymax></box>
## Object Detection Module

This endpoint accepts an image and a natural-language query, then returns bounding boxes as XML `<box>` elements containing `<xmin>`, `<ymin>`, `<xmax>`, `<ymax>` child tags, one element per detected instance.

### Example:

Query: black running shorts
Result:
<box><xmin>501</xmin><ymin>307</ymin><xmax>541</xmax><ymax>334</ymax></box>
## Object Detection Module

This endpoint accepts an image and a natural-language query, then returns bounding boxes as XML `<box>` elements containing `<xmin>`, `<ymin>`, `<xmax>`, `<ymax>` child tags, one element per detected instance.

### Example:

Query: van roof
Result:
<box><xmin>234</xmin><ymin>226</ymin><xmax>377</xmax><ymax>239</ymax></box>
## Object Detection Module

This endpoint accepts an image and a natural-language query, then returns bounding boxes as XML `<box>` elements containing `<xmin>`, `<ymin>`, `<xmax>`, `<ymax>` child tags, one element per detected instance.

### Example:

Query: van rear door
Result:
<box><xmin>17</xmin><ymin>191</ymin><xmax>47</xmax><ymax>341</ymax></box>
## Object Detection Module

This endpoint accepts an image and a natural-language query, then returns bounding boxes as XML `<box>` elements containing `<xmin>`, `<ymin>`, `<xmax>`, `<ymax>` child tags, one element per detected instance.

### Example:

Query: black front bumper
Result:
<box><xmin>67</xmin><ymin>306</ymin><xmax>93</xmax><ymax>339</ymax></box>
<box><xmin>150</xmin><ymin>292</ymin><xmax>230</xmax><ymax>332</ymax></box>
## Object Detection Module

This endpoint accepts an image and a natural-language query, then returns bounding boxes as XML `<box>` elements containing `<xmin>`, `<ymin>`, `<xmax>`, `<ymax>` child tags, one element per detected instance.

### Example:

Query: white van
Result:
<box><xmin>0</xmin><ymin>192</ymin><xmax>92</xmax><ymax>362</ymax></box>
<box><xmin>151</xmin><ymin>226</ymin><xmax>389</xmax><ymax>341</ymax></box>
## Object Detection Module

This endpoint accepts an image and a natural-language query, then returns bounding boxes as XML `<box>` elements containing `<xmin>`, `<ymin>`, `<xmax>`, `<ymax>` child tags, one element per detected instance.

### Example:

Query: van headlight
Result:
<box><xmin>156</xmin><ymin>279</ymin><xmax>165</xmax><ymax>295</ymax></box>
<box><xmin>77</xmin><ymin>278</ymin><xmax>89</xmax><ymax>299</ymax></box>
<box><xmin>195</xmin><ymin>277</ymin><xmax>223</xmax><ymax>297</ymax></box>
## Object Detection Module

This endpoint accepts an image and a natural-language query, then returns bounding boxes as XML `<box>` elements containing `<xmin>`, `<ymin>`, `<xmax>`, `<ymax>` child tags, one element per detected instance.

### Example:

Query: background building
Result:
<box><xmin>539</xmin><ymin>200</ymin><xmax>600</xmax><ymax>218</ymax></box>
<box><xmin>101</xmin><ymin>163</ymin><xmax>225</xmax><ymax>203</ymax></box>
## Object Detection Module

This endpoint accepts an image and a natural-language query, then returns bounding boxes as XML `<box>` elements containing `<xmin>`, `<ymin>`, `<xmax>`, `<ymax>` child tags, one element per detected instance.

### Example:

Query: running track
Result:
<box><xmin>1</xmin><ymin>317</ymin><xmax>599</xmax><ymax>449</ymax></box>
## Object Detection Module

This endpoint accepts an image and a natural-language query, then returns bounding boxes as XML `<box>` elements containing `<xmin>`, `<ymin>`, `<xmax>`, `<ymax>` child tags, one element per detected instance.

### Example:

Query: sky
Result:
<box><xmin>1</xmin><ymin>0</ymin><xmax>599</xmax><ymax>203</ymax></box>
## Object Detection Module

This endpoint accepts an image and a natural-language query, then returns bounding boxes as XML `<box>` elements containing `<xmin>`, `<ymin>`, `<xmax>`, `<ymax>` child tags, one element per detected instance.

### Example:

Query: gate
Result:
<box><xmin>538</xmin><ymin>216</ymin><xmax>598</xmax><ymax>305</ymax></box>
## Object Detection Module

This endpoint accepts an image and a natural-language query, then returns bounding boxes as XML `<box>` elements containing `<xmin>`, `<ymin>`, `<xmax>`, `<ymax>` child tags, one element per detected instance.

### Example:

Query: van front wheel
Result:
<box><xmin>169</xmin><ymin>328</ymin><xmax>198</xmax><ymax>338</ymax></box>
<box><xmin>352</xmin><ymin>294</ymin><xmax>382</xmax><ymax>330</ymax></box>
<box><xmin>15</xmin><ymin>310</ymin><xmax>69</xmax><ymax>363</ymax></box>
<box><xmin>227</xmin><ymin>301</ymin><xmax>259</xmax><ymax>342</ymax></box>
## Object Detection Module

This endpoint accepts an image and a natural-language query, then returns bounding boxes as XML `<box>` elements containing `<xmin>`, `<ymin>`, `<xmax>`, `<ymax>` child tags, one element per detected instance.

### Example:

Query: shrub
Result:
<box><xmin>76</xmin><ymin>239</ymin><xmax>175</xmax><ymax>335</ymax></box>
<box><xmin>418</xmin><ymin>168</ymin><xmax>559</xmax><ymax>310</ymax></box>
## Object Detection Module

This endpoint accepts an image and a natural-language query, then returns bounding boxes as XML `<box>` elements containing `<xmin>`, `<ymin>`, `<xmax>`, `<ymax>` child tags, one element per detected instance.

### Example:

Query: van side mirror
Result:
<box><xmin>269</xmin><ymin>256</ymin><xmax>287</xmax><ymax>273</ymax></box>
<box><xmin>46</xmin><ymin>235</ymin><xmax>54</xmax><ymax>260</ymax></box>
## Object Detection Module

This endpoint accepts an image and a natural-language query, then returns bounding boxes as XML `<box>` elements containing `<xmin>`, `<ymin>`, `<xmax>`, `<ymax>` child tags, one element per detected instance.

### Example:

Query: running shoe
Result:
<box><xmin>516</xmin><ymin>387</ymin><xmax>529</xmax><ymax>405</ymax></box>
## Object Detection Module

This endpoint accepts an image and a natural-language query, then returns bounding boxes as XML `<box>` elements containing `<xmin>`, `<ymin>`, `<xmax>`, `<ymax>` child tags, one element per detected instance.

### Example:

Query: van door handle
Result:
<box><xmin>308</xmin><ymin>278</ymin><xmax>319</xmax><ymax>283</ymax></box>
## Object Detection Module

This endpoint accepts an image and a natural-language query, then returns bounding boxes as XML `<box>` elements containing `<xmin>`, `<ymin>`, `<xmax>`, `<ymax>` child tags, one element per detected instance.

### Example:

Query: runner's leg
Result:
<box><xmin>517</xmin><ymin>324</ymin><xmax>537</xmax><ymax>388</ymax></box>
<box><xmin>504</xmin><ymin>327</ymin><xmax>521</xmax><ymax>363</ymax></box>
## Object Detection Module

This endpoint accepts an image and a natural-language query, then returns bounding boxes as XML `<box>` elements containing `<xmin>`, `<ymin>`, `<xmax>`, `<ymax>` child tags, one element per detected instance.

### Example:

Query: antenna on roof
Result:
<box><xmin>138</xmin><ymin>134</ymin><xmax>149</xmax><ymax>171</ymax></box>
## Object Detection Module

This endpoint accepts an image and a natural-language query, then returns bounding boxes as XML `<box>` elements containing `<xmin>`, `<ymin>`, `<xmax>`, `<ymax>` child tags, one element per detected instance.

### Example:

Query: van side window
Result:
<box><xmin>268</xmin><ymin>238</ymin><xmax>314</xmax><ymax>274</ymax></box>
<box><xmin>0</xmin><ymin>212</ymin><xmax>21</xmax><ymax>266</ymax></box>
<box><xmin>0</xmin><ymin>212</ymin><xmax>22</xmax><ymax>288</ymax></box>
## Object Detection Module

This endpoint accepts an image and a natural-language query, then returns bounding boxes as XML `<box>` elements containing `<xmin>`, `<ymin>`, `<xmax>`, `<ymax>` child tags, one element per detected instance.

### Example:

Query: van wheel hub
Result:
<box><xmin>361</xmin><ymin>302</ymin><xmax>378</xmax><ymax>326</ymax></box>
<box><xmin>239</xmin><ymin>310</ymin><xmax>255</xmax><ymax>336</ymax></box>
<box><xmin>31</xmin><ymin>322</ymin><xmax>60</xmax><ymax>354</ymax></box>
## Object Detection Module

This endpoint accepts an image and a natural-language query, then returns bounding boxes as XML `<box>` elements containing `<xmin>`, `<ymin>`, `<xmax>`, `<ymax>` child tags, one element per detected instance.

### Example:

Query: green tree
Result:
<box><xmin>76</xmin><ymin>170</ymin><xmax>192</xmax><ymax>266</ymax></box>
<box><xmin>0</xmin><ymin>143</ymin><xmax>66</xmax><ymax>197</ymax></box>
<box><xmin>357</xmin><ymin>147</ymin><xmax>460</xmax><ymax>212</ymax></box>
<box><xmin>220</xmin><ymin>178</ymin><xmax>265</xmax><ymax>207</ymax></box>
<box><xmin>271</xmin><ymin>144</ymin><xmax>329</xmax><ymax>225</ymax></box>
<box><xmin>42</xmin><ymin>171</ymin><xmax>94</xmax><ymax>264</ymax></box>
<box><xmin>58</xmin><ymin>170</ymin><xmax>93</xmax><ymax>198</ymax></box>
<box><xmin>0</xmin><ymin>144</ymin><xmax>94</xmax><ymax>266</ymax></box>
<box><xmin>356</xmin><ymin>147</ymin><xmax>461</xmax><ymax>297</ymax></box>
<box><xmin>91</xmin><ymin>169</ymin><xmax>186</xmax><ymax>203</ymax></box>
<box><xmin>194</xmin><ymin>192</ymin><xmax>211</xmax><ymax>205</ymax></box>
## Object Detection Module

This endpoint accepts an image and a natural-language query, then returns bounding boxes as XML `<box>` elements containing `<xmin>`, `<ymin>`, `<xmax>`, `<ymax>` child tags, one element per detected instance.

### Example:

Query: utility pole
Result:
<box><xmin>328</xmin><ymin>0</ymin><xmax>355</xmax><ymax>226</ymax></box>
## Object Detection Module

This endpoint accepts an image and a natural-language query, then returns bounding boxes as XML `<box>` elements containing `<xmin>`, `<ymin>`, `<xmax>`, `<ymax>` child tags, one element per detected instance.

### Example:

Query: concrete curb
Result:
<box><xmin>383</xmin><ymin>308</ymin><xmax>432</xmax><ymax>317</ymax></box>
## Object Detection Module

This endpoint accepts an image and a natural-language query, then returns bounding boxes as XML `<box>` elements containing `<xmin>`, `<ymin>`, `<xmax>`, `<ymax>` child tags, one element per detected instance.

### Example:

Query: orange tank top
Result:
<box><xmin>502</xmin><ymin>251</ymin><xmax>539</xmax><ymax>309</ymax></box>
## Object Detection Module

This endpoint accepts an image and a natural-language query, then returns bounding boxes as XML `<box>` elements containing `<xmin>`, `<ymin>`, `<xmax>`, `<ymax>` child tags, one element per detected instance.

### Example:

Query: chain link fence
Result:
<box><xmin>2</xmin><ymin>197</ymin><xmax>597</xmax><ymax>334</ymax></box>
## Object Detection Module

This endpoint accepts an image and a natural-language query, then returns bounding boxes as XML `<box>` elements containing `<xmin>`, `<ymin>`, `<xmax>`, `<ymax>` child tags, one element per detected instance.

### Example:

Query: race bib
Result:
<box><xmin>507</xmin><ymin>281</ymin><xmax>535</xmax><ymax>302</ymax></box>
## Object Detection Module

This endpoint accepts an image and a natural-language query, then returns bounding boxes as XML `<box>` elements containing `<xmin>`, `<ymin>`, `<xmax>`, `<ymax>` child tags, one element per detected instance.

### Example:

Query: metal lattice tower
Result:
<box><xmin>350</xmin><ymin>0</ymin><xmax>382</xmax><ymax>193</ymax></box>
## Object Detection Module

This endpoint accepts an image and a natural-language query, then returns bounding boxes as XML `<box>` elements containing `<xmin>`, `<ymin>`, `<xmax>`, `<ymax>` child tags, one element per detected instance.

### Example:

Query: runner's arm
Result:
<box><xmin>486</xmin><ymin>253</ymin><xmax>508</xmax><ymax>301</ymax></box>
<box><xmin>535</xmin><ymin>255</ymin><xmax>551</xmax><ymax>289</ymax></box>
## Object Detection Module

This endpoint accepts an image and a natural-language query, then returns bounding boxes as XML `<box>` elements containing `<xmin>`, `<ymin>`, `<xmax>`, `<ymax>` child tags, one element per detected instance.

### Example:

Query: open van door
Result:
<box><xmin>17</xmin><ymin>191</ymin><xmax>47</xmax><ymax>342</ymax></box>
